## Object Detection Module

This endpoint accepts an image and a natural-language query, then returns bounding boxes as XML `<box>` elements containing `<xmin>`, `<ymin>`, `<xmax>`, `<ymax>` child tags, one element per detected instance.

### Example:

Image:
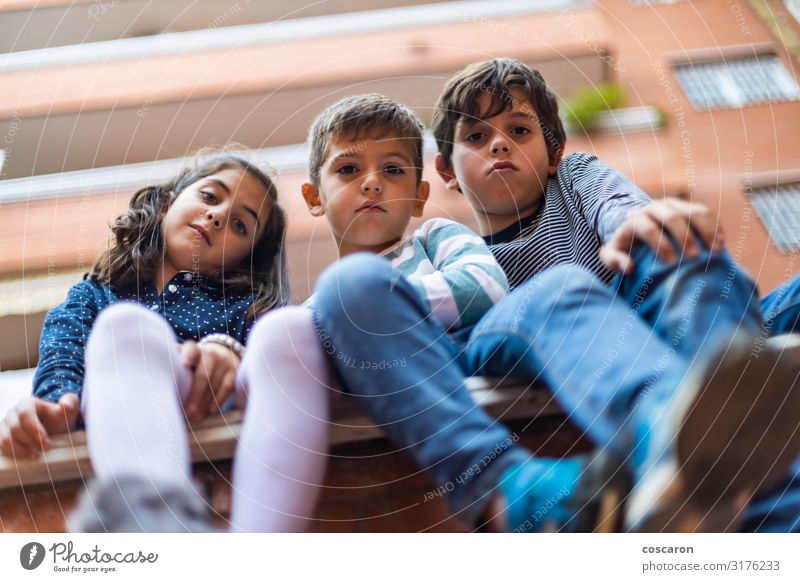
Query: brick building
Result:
<box><xmin>0</xmin><ymin>0</ymin><xmax>798</xmax><ymax>531</ymax></box>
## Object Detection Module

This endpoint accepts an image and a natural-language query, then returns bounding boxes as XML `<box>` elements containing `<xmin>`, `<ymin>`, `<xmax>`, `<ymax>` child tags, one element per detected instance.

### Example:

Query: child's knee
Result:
<box><xmin>94</xmin><ymin>303</ymin><xmax>166</xmax><ymax>336</ymax></box>
<box><xmin>315</xmin><ymin>253</ymin><xmax>393</xmax><ymax>308</ymax></box>
<box><xmin>535</xmin><ymin>264</ymin><xmax>604</xmax><ymax>297</ymax></box>
<box><xmin>239</xmin><ymin>307</ymin><xmax>330</xmax><ymax>408</ymax></box>
<box><xmin>247</xmin><ymin>306</ymin><xmax>317</xmax><ymax>356</ymax></box>
<box><xmin>89</xmin><ymin>303</ymin><xmax>171</xmax><ymax>352</ymax></box>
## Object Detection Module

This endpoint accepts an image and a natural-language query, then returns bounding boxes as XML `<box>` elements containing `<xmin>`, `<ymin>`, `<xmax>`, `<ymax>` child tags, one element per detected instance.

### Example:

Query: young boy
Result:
<box><xmin>314</xmin><ymin>64</ymin><xmax>800</xmax><ymax>532</ymax></box>
<box><xmin>429</xmin><ymin>57</ymin><xmax>800</xmax><ymax>531</ymax></box>
<box><xmin>310</xmin><ymin>95</ymin><xmax>632</xmax><ymax>533</ymax></box>
<box><xmin>301</xmin><ymin>93</ymin><xmax>509</xmax><ymax>328</ymax></box>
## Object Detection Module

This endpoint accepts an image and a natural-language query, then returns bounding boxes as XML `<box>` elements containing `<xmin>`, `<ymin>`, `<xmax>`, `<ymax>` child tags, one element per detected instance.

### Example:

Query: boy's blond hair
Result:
<box><xmin>307</xmin><ymin>93</ymin><xmax>424</xmax><ymax>185</ymax></box>
<box><xmin>432</xmin><ymin>58</ymin><xmax>566</xmax><ymax>169</ymax></box>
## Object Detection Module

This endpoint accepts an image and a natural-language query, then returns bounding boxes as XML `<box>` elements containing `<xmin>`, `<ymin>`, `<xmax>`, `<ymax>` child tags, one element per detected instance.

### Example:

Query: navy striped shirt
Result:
<box><xmin>484</xmin><ymin>152</ymin><xmax>651</xmax><ymax>289</ymax></box>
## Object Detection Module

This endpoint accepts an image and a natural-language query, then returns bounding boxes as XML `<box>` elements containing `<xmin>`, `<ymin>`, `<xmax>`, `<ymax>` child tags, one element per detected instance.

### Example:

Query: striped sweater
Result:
<box><xmin>380</xmin><ymin>217</ymin><xmax>508</xmax><ymax>330</ymax></box>
<box><xmin>307</xmin><ymin>218</ymin><xmax>508</xmax><ymax>331</ymax></box>
<box><xmin>485</xmin><ymin>152</ymin><xmax>652</xmax><ymax>289</ymax></box>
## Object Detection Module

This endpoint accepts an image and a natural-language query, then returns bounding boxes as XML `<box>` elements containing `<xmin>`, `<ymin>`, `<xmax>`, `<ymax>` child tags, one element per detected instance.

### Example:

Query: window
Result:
<box><xmin>674</xmin><ymin>55</ymin><xmax>800</xmax><ymax>109</ymax></box>
<box><xmin>751</xmin><ymin>182</ymin><xmax>800</xmax><ymax>253</ymax></box>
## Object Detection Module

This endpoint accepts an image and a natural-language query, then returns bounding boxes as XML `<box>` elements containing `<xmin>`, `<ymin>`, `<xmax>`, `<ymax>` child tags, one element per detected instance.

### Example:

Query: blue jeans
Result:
<box><xmin>612</xmin><ymin>245</ymin><xmax>800</xmax><ymax>532</ymax></box>
<box><xmin>760</xmin><ymin>275</ymin><xmax>800</xmax><ymax>335</ymax></box>
<box><xmin>313</xmin><ymin>254</ymin><xmax>531</xmax><ymax>524</ymax></box>
<box><xmin>742</xmin><ymin>273</ymin><xmax>800</xmax><ymax>531</ymax></box>
<box><xmin>313</xmin><ymin>250</ymin><xmax>800</xmax><ymax>530</ymax></box>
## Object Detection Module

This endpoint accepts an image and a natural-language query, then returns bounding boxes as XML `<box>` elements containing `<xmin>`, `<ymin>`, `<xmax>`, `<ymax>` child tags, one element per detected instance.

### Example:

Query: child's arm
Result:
<box><xmin>32</xmin><ymin>280</ymin><xmax>100</xmax><ymax>405</ymax></box>
<box><xmin>402</xmin><ymin>218</ymin><xmax>509</xmax><ymax>329</ymax></box>
<box><xmin>566</xmin><ymin>153</ymin><xmax>721</xmax><ymax>272</ymax></box>
<box><xmin>0</xmin><ymin>281</ymin><xmax>101</xmax><ymax>459</ymax></box>
<box><xmin>599</xmin><ymin>198</ymin><xmax>723</xmax><ymax>273</ymax></box>
<box><xmin>179</xmin><ymin>338</ymin><xmax>242</xmax><ymax>423</ymax></box>
<box><xmin>179</xmin><ymin>299</ymin><xmax>252</xmax><ymax>423</ymax></box>
<box><xmin>0</xmin><ymin>394</ymin><xmax>79</xmax><ymax>460</ymax></box>
<box><xmin>566</xmin><ymin>153</ymin><xmax>652</xmax><ymax>243</ymax></box>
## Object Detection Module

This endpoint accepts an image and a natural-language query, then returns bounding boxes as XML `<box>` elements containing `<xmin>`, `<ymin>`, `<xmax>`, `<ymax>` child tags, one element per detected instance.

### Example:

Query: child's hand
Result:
<box><xmin>0</xmin><ymin>394</ymin><xmax>80</xmax><ymax>461</ymax></box>
<box><xmin>599</xmin><ymin>198</ymin><xmax>724</xmax><ymax>273</ymax></box>
<box><xmin>179</xmin><ymin>341</ymin><xmax>240</xmax><ymax>424</ymax></box>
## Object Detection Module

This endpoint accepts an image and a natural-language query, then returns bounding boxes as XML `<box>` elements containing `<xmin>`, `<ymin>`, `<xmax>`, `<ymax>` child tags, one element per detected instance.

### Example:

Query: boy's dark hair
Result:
<box><xmin>88</xmin><ymin>151</ymin><xmax>290</xmax><ymax>319</ymax></box>
<box><xmin>432</xmin><ymin>57</ymin><xmax>566</xmax><ymax>169</ymax></box>
<box><xmin>307</xmin><ymin>93</ymin><xmax>424</xmax><ymax>185</ymax></box>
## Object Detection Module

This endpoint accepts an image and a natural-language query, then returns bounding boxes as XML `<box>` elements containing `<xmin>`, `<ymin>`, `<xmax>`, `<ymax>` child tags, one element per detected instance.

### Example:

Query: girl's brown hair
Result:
<box><xmin>88</xmin><ymin>152</ymin><xmax>290</xmax><ymax>319</ymax></box>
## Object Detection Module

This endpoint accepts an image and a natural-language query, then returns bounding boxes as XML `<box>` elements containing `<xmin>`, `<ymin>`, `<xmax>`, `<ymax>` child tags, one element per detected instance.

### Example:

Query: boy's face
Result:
<box><xmin>437</xmin><ymin>85</ymin><xmax>561</xmax><ymax>235</ymax></box>
<box><xmin>302</xmin><ymin>133</ymin><xmax>429</xmax><ymax>256</ymax></box>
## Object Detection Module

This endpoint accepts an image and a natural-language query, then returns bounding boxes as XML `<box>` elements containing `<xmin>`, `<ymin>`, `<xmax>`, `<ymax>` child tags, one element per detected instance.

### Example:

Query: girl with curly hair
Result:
<box><xmin>1</xmin><ymin>152</ymin><xmax>332</xmax><ymax>532</ymax></box>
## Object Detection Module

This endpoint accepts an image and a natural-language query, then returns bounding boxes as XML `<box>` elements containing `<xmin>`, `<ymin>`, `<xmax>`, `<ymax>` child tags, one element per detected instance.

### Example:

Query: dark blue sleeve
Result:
<box><xmin>238</xmin><ymin>299</ymin><xmax>263</xmax><ymax>345</ymax></box>
<box><xmin>241</xmin><ymin>313</ymin><xmax>256</xmax><ymax>345</ymax></box>
<box><xmin>32</xmin><ymin>281</ymin><xmax>101</xmax><ymax>403</ymax></box>
<box><xmin>565</xmin><ymin>152</ymin><xmax>652</xmax><ymax>244</ymax></box>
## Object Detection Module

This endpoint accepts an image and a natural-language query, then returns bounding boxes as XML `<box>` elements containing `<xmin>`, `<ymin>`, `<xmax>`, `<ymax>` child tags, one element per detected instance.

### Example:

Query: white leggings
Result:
<box><xmin>80</xmin><ymin>302</ymin><xmax>331</xmax><ymax>532</ymax></box>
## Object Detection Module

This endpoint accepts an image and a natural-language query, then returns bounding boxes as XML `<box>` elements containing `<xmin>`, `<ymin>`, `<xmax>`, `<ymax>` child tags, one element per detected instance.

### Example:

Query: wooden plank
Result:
<box><xmin>0</xmin><ymin>412</ymin><xmax>244</xmax><ymax>490</ymax></box>
<box><xmin>0</xmin><ymin>378</ymin><xmax>558</xmax><ymax>491</ymax></box>
<box><xmin>329</xmin><ymin>377</ymin><xmax>560</xmax><ymax>445</ymax></box>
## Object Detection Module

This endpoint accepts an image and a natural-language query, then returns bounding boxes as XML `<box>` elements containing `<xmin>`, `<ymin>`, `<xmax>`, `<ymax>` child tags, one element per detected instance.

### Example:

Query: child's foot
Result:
<box><xmin>68</xmin><ymin>476</ymin><xmax>217</xmax><ymax>533</ymax></box>
<box><xmin>626</xmin><ymin>335</ymin><xmax>800</xmax><ymax>532</ymax></box>
<box><xmin>494</xmin><ymin>451</ymin><xmax>628</xmax><ymax>532</ymax></box>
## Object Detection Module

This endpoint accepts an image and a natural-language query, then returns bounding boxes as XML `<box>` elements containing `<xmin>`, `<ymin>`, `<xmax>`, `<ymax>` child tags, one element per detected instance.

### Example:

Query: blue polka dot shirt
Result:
<box><xmin>33</xmin><ymin>271</ymin><xmax>255</xmax><ymax>404</ymax></box>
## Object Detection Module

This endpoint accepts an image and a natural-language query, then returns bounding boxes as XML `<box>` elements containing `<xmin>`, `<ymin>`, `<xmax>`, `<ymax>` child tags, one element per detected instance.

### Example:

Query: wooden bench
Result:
<box><xmin>0</xmin><ymin>378</ymin><xmax>586</xmax><ymax>532</ymax></box>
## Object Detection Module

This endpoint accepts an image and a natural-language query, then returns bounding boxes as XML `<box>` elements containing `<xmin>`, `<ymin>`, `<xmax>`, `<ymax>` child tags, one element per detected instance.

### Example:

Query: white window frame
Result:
<box><xmin>673</xmin><ymin>54</ymin><xmax>800</xmax><ymax>110</ymax></box>
<box><xmin>750</xmin><ymin>181</ymin><xmax>800</xmax><ymax>253</ymax></box>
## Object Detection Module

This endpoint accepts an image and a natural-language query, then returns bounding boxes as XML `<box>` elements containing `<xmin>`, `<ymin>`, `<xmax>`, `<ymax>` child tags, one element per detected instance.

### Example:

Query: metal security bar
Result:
<box><xmin>674</xmin><ymin>55</ymin><xmax>800</xmax><ymax>110</ymax></box>
<box><xmin>751</xmin><ymin>182</ymin><xmax>800</xmax><ymax>253</ymax></box>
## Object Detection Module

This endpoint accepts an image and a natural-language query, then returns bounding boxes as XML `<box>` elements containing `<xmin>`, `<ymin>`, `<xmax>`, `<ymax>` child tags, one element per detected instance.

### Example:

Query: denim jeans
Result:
<box><xmin>613</xmin><ymin>245</ymin><xmax>800</xmax><ymax>532</ymax></box>
<box><xmin>313</xmin><ymin>249</ymin><xmax>800</xmax><ymax>530</ymax></box>
<box><xmin>313</xmin><ymin>253</ymin><xmax>532</xmax><ymax>524</ymax></box>
<box><xmin>741</xmin><ymin>273</ymin><xmax>800</xmax><ymax>532</ymax></box>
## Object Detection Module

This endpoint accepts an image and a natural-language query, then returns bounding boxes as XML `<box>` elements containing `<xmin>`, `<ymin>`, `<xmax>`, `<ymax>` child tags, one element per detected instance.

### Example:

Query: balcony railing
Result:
<box><xmin>0</xmin><ymin>0</ymin><xmax>592</xmax><ymax>73</ymax></box>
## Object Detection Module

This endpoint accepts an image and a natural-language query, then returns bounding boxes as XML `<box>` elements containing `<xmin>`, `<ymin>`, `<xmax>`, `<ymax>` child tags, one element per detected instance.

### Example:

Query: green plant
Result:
<box><xmin>564</xmin><ymin>83</ymin><xmax>626</xmax><ymax>133</ymax></box>
<box><xmin>653</xmin><ymin>105</ymin><xmax>669</xmax><ymax>129</ymax></box>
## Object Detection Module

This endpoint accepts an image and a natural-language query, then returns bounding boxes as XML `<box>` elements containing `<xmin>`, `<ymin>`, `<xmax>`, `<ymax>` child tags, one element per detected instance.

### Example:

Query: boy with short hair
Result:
<box><xmin>309</xmin><ymin>93</ymin><xmax>629</xmax><ymax>532</ymax></box>
<box><xmin>430</xmin><ymin>57</ymin><xmax>800</xmax><ymax>531</ymax></box>
<box><xmin>314</xmin><ymin>63</ymin><xmax>800</xmax><ymax>532</ymax></box>
<box><xmin>431</xmin><ymin>57</ymin><xmax>721</xmax><ymax>283</ymax></box>
<box><xmin>302</xmin><ymin>93</ymin><xmax>509</xmax><ymax>327</ymax></box>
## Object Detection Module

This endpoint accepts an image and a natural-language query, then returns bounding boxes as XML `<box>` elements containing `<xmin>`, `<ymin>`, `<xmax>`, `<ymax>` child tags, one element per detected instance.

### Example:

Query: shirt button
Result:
<box><xmin>150</xmin><ymin>304</ymin><xmax>159</xmax><ymax>311</ymax></box>
<box><xmin>168</xmin><ymin>284</ymin><xmax>178</xmax><ymax>293</ymax></box>
<box><xmin>184</xmin><ymin>273</ymin><xmax>193</xmax><ymax>282</ymax></box>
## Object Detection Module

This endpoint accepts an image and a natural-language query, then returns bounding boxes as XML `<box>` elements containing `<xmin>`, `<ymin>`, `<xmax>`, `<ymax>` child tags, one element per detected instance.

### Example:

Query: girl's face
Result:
<box><xmin>161</xmin><ymin>167</ymin><xmax>271</xmax><ymax>278</ymax></box>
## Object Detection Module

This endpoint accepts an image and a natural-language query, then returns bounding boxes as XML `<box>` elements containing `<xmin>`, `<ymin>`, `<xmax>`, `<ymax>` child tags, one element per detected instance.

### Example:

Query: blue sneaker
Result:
<box><xmin>498</xmin><ymin>450</ymin><xmax>629</xmax><ymax>532</ymax></box>
<box><xmin>626</xmin><ymin>334</ymin><xmax>800</xmax><ymax>532</ymax></box>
